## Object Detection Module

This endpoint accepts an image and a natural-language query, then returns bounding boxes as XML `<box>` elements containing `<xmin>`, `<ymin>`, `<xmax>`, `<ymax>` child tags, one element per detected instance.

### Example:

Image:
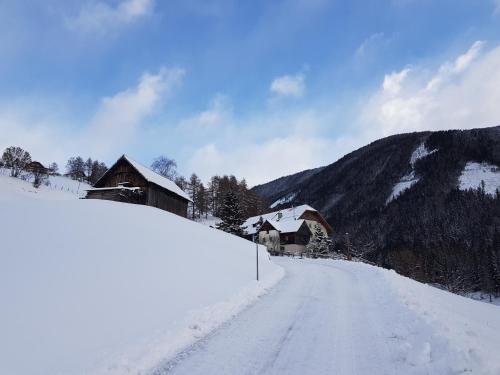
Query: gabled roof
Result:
<box><xmin>95</xmin><ymin>155</ymin><xmax>192</xmax><ymax>202</ymax></box>
<box><xmin>265</xmin><ymin>219</ymin><xmax>309</xmax><ymax>234</ymax></box>
<box><xmin>242</xmin><ymin>204</ymin><xmax>320</xmax><ymax>235</ymax></box>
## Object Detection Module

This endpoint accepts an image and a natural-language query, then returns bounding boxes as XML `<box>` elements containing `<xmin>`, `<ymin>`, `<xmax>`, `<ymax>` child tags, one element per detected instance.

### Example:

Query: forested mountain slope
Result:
<box><xmin>252</xmin><ymin>126</ymin><xmax>500</xmax><ymax>294</ymax></box>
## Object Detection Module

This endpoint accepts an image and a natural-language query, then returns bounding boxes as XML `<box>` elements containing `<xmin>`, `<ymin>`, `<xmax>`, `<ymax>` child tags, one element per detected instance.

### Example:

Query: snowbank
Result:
<box><xmin>380</xmin><ymin>266</ymin><xmax>500</xmax><ymax>374</ymax></box>
<box><xmin>329</xmin><ymin>260</ymin><xmax>500</xmax><ymax>374</ymax></box>
<box><xmin>0</xmin><ymin>176</ymin><xmax>283</xmax><ymax>375</ymax></box>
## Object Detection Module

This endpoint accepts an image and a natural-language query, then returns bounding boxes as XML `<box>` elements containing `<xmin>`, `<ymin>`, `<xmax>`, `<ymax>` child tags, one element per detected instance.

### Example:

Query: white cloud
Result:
<box><xmin>178</xmin><ymin>94</ymin><xmax>232</xmax><ymax>131</ymax></box>
<box><xmin>0</xmin><ymin>67</ymin><xmax>184</xmax><ymax>166</ymax></box>
<box><xmin>356</xmin><ymin>32</ymin><xmax>385</xmax><ymax>57</ymax></box>
<box><xmin>86</xmin><ymin>67</ymin><xmax>184</xmax><ymax>156</ymax></box>
<box><xmin>360</xmin><ymin>40</ymin><xmax>500</xmax><ymax>138</ymax></box>
<box><xmin>186</xmin><ymin>110</ymin><xmax>352</xmax><ymax>185</ymax></box>
<box><xmin>382</xmin><ymin>68</ymin><xmax>410</xmax><ymax>95</ymax></box>
<box><xmin>270</xmin><ymin>73</ymin><xmax>306</xmax><ymax>98</ymax></box>
<box><xmin>67</xmin><ymin>0</ymin><xmax>154</xmax><ymax>34</ymax></box>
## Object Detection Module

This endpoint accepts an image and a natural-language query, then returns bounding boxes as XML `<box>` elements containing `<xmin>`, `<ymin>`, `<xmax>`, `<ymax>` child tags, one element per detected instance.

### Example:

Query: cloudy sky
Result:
<box><xmin>1</xmin><ymin>0</ymin><xmax>500</xmax><ymax>185</ymax></box>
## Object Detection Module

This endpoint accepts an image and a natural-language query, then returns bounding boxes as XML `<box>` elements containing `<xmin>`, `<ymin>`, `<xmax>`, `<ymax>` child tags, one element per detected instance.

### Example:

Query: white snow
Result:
<box><xmin>195</xmin><ymin>214</ymin><xmax>221</xmax><ymax>228</ymax></box>
<box><xmin>410</xmin><ymin>142</ymin><xmax>437</xmax><ymax>167</ymax></box>
<box><xmin>270</xmin><ymin>192</ymin><xmax>297</xmax><ymax>209</ymax></box>
<box><xmin>458</xmin><ymin>161</ymin><xmax>500</xmax><ymax>196</ymax></box>
<box><xmin>0</xmin><ymin>175</ymin><xmax>283</xmax><ymax>375</ymax></box>
<box><xmin>264</xmin><ymin>218</ymin><xmax>306</xmax><ymax>234</ymax></box>
<box><xmin>387</xmin><ymin>171</ymin><xmax>419</xmax><ymax>203</ymax></box>
<box><xmin>387</xmin><ymin>142</ymin><xmax>436</xmax><ymax>203</ymax></box>
<box><xmin>164</xmin><ymin>258</ymin><xmax>500</xmax><ymax>375</ymax></box>
<box><xmin>0</xmin><ymin>168</ymin><xmax>91</xmax><ymax>199</ymax></box>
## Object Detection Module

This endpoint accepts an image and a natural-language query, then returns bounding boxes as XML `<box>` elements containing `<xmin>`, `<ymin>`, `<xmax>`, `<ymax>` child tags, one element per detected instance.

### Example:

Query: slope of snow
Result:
<box><xmin>387</xmin><ymin>171</ymin><xmax>419</xmax><ymax>204</ymax></box>
<box><xmin>410</xmin><ymin>142</ymin><xmax>437</xmax><ymax>167</ymax></box>
<box><xmin>458</xmin><ymin>161</ymin><xmax>500</xmax><ymax>196</ymax></box>
<box><xmin>195</xmin><ymin>214</ymin><xmax>221</xmax><ymax>227</ymax></box>
<box><xmin>0</xmin><ymin>176</ymin><xmax>283</xmax><ymax>375</ymax></box>
<box><xmin>162</xmin><ymin>258</ymin><xmax>500</xmax><ymax>375</ymax></box>
<box><xmin>0</xmin><ymin>168</ymin><xmax>91</xmax><ymax>199</ymax></box>
<box><xmin>383</xmin><ymin>265</ymin><xmax>500</xmax><ymax>374</ymax></box>
<box><xmin>270</xmin><ymin>192</ymin><xmax>297</xmax><ymax>209</ymax></box>
<box><xmin>387</xmin><ymin>142</ymin><xmax>436</xmax><ymax>204</ymax></box>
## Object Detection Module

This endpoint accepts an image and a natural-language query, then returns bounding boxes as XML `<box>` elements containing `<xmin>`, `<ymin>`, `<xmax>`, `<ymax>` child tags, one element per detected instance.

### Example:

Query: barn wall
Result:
<box><xmin>147</xmin><ymin>184</ymin><xmax>189</xmax><ymax>218</ymax></box>
<box><xmin>86</xmin><ymin>189</ymin><xmax>145</xmax><ymax>204</ymax></box>
<box><xmin>94</xmin><ymin>159</ymin><xmax>148</xmax><ymax>189</ymax></box>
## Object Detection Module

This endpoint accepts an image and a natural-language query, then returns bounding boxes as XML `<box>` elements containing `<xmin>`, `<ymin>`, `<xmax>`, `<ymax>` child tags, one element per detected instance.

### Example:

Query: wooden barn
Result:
<box><xmin>86</xmin><ymin>155</ymin><xmax>191</xmax><ymax>218</ymax></box>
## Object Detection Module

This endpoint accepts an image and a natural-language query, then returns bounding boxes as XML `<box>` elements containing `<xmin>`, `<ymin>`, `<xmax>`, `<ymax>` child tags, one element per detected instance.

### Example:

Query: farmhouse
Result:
<box><xmin>242</xmin><ymin>204</ymin><xmax>333</xmax><ymax>255</ymax></box>
<box><xmin>86</xmin><ymin>155</ymin><xmax>191</xmax><ymax>218</ymax></box>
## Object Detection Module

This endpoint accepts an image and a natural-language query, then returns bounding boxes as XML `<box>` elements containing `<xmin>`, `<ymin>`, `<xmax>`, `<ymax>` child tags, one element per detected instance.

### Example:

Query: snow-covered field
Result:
<box><xmin>0</xmin><ymin>175</ymin><xmax>283</xmax><ymax>375</ymax></box>
<box><xmin>459</xmin><ymin>161</ymin><xmax>500</xmax><ymax>195</ymax></box>
<box><xmin>0</xmin><ymin>167</ymin><xmax>91</xmax><ymax>199</ymax></box>
<box><xmin>165</xmin><ymin>259</ymin><xmax>500</xmax><ymax>375</ymax></box>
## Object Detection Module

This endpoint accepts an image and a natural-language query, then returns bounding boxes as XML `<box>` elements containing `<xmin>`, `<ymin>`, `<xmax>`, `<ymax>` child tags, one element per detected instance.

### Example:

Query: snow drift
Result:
<box><xmin>0</xmin><ymin>175</ymin><xmax>283</xmax><ymax>375</ymax></box>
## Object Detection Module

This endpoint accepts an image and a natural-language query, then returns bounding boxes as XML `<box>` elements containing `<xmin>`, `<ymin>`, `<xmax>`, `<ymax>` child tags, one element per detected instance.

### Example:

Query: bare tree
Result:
<box><xmin>48</xmin><ymin>162</ymin><xmax>59</xmax><ymax>175</ymax></box>
<box><xmin>151</xmin><ymin>156</ymin><xmax>178</xmax><ymax>180</ymax></box>
<box><xmin>1</xmin><ymin>146</ymin><xmax>31</xmax><ymax>177</ymax></box>
<box><xmin>31</xmin><ymin>168</ymin><xmax>48</xmax><ymax>188</ymax></box>
<box><xmin>66</xmin><ymin>156</ymin><xmax>85</xmax><ymax>180</ymax></box>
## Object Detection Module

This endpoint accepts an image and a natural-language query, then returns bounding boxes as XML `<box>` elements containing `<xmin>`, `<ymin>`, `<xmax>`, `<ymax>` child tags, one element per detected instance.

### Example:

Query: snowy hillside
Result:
<box><xmin>387</xmin><ymin>142</ymin><xmax>437</xmax><ymax>203</ymax></box>
<box><xmin>459</xmin><ymin>161</ymin><xmax>500</xmax><ymax>195</ymax></box>
<box><xmin>0</xmin><ymin>176</ymin><xmax>283</xmax><ymax>375</ymax></box>
<box><xmin>0</xmin><ymin>167</ymin><xmax>91</xmax><ymax>199</ymax></box>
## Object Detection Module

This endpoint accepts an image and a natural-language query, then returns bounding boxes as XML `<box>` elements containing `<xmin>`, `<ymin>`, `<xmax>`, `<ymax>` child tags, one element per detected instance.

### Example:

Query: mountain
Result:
<box><xmin>252</xmin><ymin>126</ymin><xmax>500</xmax><ymax>294</ymax></box>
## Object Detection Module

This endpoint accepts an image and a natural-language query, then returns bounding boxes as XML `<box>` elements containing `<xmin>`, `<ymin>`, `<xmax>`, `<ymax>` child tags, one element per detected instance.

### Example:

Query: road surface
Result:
<box><xmin>151</xmin><ymin>258</ymin><xmax>457</xmax><ymax>375</ymax></box>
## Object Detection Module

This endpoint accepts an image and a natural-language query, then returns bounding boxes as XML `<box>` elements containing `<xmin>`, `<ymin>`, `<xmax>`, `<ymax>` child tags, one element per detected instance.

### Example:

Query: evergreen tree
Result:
<box><xmin>306</xmin><ymin>224</ymin><xmax>331</xmax><ymax>258</ymax></box>
<box><xmin>216</xmin><ymin>191</ymin><xmax>245</xmax><ymax>236</ymax></box>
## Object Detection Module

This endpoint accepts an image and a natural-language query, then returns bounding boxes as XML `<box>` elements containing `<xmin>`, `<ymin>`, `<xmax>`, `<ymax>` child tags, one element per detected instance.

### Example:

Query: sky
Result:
<box><xmin>1</xmin><ymin>0</ymin><xmax>500</xmax><ymax>186</ymax></box>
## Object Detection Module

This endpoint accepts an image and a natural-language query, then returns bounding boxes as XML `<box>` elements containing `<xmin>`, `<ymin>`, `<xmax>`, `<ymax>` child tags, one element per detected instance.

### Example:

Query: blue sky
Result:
<box><xmin>1</xmin><ymin>0</ymin><xmax>500</xmax><ymax>185</ymax></box>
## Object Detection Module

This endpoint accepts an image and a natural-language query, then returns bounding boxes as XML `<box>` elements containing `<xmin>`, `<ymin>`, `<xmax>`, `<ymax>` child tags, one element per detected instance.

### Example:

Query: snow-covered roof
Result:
<box><xmin>265</xmin><ymin>219</ymin><xmax>307</xmax><ymax>234</ymax></box>
<box><xmin>96</xmin><ymin>155</ymin><xmax>192</xmax><ymax>202</ymax></box>
<box><xmin>123</xmin><ymin>155</ymin><xmax>192</xmax><ymax>202</ymax></box>
<box><xmin>242</xmin><ymin>204</ymin><xmax>317</xmax><ymax>235</ymax></box>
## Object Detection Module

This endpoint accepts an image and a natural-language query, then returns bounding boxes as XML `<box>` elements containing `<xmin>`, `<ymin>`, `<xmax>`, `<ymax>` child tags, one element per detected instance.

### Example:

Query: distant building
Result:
<box><xmin>86</xmin><ymin>155</ymin><xmax>191</xmax><ymax>218</ymax></box>
<box><xmin>25</xmin><ymin>161</ymin><xmax>48</xmax><ymax>174</ymax></box>
<box><xmin>242</xmin><ymin>205</ymin><xmax>333</xmax><ymax>255</ymax></box>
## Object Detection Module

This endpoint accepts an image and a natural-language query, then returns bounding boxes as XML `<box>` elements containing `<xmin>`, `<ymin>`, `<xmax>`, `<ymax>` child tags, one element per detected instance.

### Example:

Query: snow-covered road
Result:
<box><xmin>153</xmin><ymin>258</ymin><xmax>489</xmax><ymax>375</ymax></box>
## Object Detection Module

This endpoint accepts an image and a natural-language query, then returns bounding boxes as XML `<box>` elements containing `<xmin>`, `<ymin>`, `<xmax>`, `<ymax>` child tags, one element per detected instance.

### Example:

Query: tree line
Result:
<box><xmin>149</xmin><ymin>155</ymin><xmax>269</xmax><ymax>223</ymax></box>
<box><xmin>1</xmin><ymin>145</ymin><xmax>109</xmax><ymax>187</ymax></box>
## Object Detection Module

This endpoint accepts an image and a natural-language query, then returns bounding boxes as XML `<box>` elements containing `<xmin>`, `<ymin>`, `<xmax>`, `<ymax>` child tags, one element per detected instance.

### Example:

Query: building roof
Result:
<box><xmin>95</xmin><ymin>155</ymin><xmax>192</xmax><ymax>202</ymax></box>
<box><xmin>265</xmin><ymin>219</ymin><xmax>308</xmax><ymax>234</ymax></box>
<box><xmin>242</xmin><ymin>204</ymin><xmax>318</xmax><ymax>235</ymax></box>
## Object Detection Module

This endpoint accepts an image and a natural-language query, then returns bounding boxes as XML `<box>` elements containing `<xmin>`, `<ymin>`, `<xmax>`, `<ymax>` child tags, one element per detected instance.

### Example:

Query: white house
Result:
<box><xmin>242</xmin><ymin>204</ymin><xmax>333</xmax><ymax>255</ymax></box>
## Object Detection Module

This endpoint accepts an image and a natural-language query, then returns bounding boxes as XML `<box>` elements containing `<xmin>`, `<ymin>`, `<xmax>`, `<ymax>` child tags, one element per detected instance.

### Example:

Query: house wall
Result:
<box><xmin>300</xmin><ymin>210</ymin><xmax>333</xmax><ymax>235</ymax></box>
<box><xmin>257</xmin><ymin>229</ymin><xmax>281</xmax><ymax>253</ymax></box>
<box><xmin>304</xmin><ymin>220</ymin><xmax>329</xmax><ymax>237</ymax></box>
